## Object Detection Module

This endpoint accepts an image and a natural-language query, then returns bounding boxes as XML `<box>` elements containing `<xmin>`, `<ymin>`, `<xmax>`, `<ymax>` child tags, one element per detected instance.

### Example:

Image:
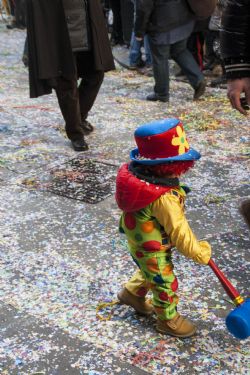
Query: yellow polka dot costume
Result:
<box><xmin>116</xmin><ymin>119</ymin><xmax>211</xmax><ymax>321</ymax></box>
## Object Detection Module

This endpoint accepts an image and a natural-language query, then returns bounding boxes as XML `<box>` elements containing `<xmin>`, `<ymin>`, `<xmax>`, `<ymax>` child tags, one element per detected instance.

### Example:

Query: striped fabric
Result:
<box><xmin>224</xmin><ymin>58</ymin><xmax>250</xmax><ymax>79</ymax></box>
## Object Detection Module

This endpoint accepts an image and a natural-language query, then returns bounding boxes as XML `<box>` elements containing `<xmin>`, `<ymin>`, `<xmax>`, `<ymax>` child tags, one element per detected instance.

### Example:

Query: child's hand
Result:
<box><xmin>196</xmin><ymin>241</ymin><xmax>212</xmax><ymax>265</ymax></box>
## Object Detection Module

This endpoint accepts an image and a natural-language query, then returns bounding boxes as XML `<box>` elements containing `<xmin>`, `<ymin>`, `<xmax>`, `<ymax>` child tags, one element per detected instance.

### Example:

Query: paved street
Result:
<box><xmin>0</xmin><ymin>20</ymin><xmax>249</xmax><ymax>375</ymax></box>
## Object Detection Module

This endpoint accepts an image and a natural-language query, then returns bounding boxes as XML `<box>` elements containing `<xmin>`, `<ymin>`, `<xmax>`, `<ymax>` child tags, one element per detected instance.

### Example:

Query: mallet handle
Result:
<box><xmin>208</xmin><ymin>259</ymin><xmax>244</xmax><ymax>306</ymax></box>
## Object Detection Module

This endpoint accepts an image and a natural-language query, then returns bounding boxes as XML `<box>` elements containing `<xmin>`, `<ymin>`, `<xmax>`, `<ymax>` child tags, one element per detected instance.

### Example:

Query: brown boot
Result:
<box><xmin>156</xmin><ymin>313</ymin><xmax>197</xmax><ymax>338</ymax></box>
<box><xmin>117</xmin><ymin>288</ymin><xmax>153</xmax><ymax>316</ymax></box>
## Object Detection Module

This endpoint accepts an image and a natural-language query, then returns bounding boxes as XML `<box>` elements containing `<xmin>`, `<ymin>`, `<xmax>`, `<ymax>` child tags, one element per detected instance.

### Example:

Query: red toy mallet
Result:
<box><xmin>208</xmin><ymin>259</ymin><xmax>250</xmax><ymax>339</ymax></box>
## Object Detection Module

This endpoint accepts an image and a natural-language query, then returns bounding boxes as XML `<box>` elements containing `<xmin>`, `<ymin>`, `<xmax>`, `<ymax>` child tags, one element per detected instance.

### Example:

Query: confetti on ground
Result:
<box><xmin>0</xmin><ymin>17</ymin><xmax>249</xmax><ymax>375</ymax></box>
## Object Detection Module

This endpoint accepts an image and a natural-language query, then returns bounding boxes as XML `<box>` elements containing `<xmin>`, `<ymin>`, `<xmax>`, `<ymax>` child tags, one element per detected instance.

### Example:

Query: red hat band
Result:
<box><xmin>135</xmin><ymin>122</ymin><xmax>190</xmax><ymax>160</ymax></box>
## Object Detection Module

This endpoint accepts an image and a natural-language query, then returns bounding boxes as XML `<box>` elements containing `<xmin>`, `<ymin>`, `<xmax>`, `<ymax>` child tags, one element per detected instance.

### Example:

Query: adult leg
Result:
<box><xmin>144</xmin><ymin>35</ymin><xmax>152</xmax><ymax>66</ymax></box>
<box><xmin>147</xmin><ymin>40</ymin><xmax>170</xmax><ymax>101</ymax></box>
<box><xmin>109</xmin><ymin>0</ymin><xmax>123</xmax><ymax>45</ymax></box>
<box><xmin>6</xmin><ymin>0</ymin><xmax>16</xmax><ymax>29</ymax></box>
<box><xmin>9</xmin><ymin>0</ymin><xmax>15</xmax><ymax>16</ymax></box>
<box><xmin>129</xmin><ymin>32</ymin><xmax>143</xmax><ymax>67</ymax></box>
<box><xmin>171</xmin><ymin>39</ymin><xmax>204</xmax><ymax>89</ymax></box>
<box><xmin>55</xmin><ymin>76</ymin><xmax>88</xmax><ymax>151</ymax></box>
<box><xmin>171</xmin><ymin>38</ymin><xmax>205</xmax><ymax>100</ymax></box>
<box><xmin>75</xmin><ymin>51</ymin><xmax>104</xmax><ymax>135</ymax></box>
<box><xmin>78</xmin><ymin>70</ymin><xmax>104</xmax><ymax>122</ymax></box>
<box><xmin>204</xmin><ymin>30</ymin><xmax>219</xmax><ymax>70</ymax></box>
<box><xmin>14</xmin><ymin>0</ymin><xmax>25</xmax><ymax>28</ymax></box>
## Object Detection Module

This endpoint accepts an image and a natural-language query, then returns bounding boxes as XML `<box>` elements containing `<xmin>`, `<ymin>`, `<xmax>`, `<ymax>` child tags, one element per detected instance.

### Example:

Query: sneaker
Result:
<box><xmin>80</xmin><ymin>120</ymin><xmax>94</xmax><ymax>135</ymax></box>
<box><xmin>71</xmin><ymin>138</ymin><xmax>88</xmax><ymax>152</ymax></box>
<box><xmin>146</xmin><ymin>93</ymin><xmax>169</xmax><ymax>103</ymax></box>
<box><xmin>193</xmin><ymin>80</ymin><xmax>206</xmax><ymax>100</ymax></box>
<box><xmin>156</xmin><ymin>313</ymin><xmax>197</xmax><ymax>338</ymax></box>
<box><xmin>117</xmin><ymin>288</ymin><xmax>153</xmax><ymax>316</ymax></box>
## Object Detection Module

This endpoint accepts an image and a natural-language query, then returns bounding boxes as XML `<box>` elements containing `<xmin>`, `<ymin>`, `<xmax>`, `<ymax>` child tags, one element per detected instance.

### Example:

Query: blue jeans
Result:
<box><xmin>149</xmin><ymin>38</ymin><xmax>204</xmax><ymax>98</ymax></box>
<box><xmin>129</xmin><ymin>32</ymin><xmax>152</xmax><ymax>66</ymax></box>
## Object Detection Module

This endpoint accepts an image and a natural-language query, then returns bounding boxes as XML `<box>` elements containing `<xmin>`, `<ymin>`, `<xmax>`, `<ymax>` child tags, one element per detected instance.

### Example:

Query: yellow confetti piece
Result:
<box><xmin>96</xmin><ymin>300</ymin><xmax>120</xmax><ymax>321</ymax></box>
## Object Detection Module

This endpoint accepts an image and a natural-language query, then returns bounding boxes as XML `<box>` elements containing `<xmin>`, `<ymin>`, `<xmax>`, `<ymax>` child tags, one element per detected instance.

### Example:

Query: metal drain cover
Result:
<box><xmin>44</xmin><ymin>158</ymin><xmax>118</xmax><ymax>204</ymax></box>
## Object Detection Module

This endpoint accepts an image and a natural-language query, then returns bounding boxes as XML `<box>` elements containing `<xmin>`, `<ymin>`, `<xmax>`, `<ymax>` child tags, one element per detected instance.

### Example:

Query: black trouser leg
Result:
<box><xmin>8</xmin><ymin>0</ymin><xmax>15</xmax><ymax>16</ymax></box>
<box><xmin>14</xmin><ymin>0</ymin><xmax>26</xmax><ymax>27</ymax></box>
<box><xmin>78</xmin><ymin>71</ymin><xmax>104</xmax><ymax>121</ymax></box>
<box><xmin>109</xmin><ymin>0</ymin><xmax>123</xmax><ymax>43</ymax></box>
<box><xmin>55</xmin><ymin>76</ymin><xmax>84</xmax><ymax>141</ymax></box>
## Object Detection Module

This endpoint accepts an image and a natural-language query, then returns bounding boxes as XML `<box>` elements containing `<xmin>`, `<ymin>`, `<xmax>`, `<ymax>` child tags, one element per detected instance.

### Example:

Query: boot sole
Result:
<box><xmin>156</xmin><ymin>325</ymin><xmax>197</xmax><ymax>338</ymax></box>
<box><xmin>117</xmin><ymin>292</ymin><xmax>153</xmax><ymax>316</ymax></box>
<box><xmin>72</xmin><ymin>147</ymin><xmax>89</xmax><ymax>152</ymax></box>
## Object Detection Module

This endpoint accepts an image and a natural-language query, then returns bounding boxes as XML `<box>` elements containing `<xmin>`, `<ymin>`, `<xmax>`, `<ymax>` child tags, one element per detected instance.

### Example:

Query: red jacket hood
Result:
<box><xmin>115</xmin><ymin>163</ymin><xmax>174</xmax><ymax>212</ymax></box>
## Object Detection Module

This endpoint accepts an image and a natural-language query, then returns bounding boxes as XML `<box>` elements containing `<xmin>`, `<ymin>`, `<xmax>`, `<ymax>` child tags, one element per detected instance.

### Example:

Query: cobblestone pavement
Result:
<box><xmin>0</xmin><ymin>20</ymin><xmax>249</xmax><ymax>375</ymax></box>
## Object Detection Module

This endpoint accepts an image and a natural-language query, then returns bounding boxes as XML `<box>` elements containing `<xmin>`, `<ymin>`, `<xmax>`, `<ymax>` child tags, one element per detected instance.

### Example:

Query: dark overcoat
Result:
<box><xmin>26</xmin><ymin>0</ymin><xmax>115</xmax><ymax>98</ymax></box>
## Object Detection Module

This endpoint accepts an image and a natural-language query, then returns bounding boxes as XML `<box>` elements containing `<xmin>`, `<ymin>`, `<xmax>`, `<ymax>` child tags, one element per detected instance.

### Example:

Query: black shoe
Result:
<box><xmin>71</xmin><ymin>138</ymin><xmax>88</xmax><ymax>152</ymax></box>
<box><xmin>6</xmin><ymin>23</ymin><xmax>16</xmax><ymax>29</ymax></box>
<box><xmin>6</xmin><ymin>22</ymin><xmax>25</xmax><ymax>30</ymax></box>
<box><xmin>22</xmin><ymin>54</ymin><xmax>29</xmax><ymax>67</ymax></box>
<box><xmin>80</xmin><ymin>120</ymin><xmax>94</xmax><ymax>135</ymax></box>
<box><xmin>193</xmin><ymin>80</ymin><xmax>206</xmax><ymax>100</ymax></box>
<box><xmin>146</xmin><ymin>93</ymin><xmax>169</xmax><ymax>103</ymax></box>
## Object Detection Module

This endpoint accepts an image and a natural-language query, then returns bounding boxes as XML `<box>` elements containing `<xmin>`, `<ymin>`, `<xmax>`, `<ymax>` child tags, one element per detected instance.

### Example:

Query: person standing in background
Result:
<box><xmin>26</xmin><ymin>0</ymin><xmax>115</xmax><ymax>152</ymax></box>
<box><xmin>6</xmin><ymin>0</ymin><xmax>26</xmax><ymax>29</ymax></box>
<box><xmin>220</xmin><ymin>0</ymin><xmax>250</xmax><ymax>116</ymax></box>
<box><xmin>109</xmin><ymin>0</ymin><xmax>124</xmax><ymax>45</ymax></box>
<box><xmin>129</xmin><ymin>0</ymin><xmax>152</xmax><ymax>71</ymax></box>
<box><xmin>220</xmin><ymin>0</ymin><xmax>250</xmax><ymax>237</ymax></box>
<box><xmin>134</xmin><ymin>0</ymin><xmax>212</xmax><ymax>103</ymax></box>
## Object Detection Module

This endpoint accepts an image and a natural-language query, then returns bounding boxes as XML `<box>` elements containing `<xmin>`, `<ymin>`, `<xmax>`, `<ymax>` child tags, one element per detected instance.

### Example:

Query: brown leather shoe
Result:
<box><xmin>156</xmin><ymin>313</ymin><xmax>197</xmax><ymax>338</ymax></box>
<box><xmin>117</xmin><ymin>288</ymin><xmax>153</xmax><ymax>316</ymax></box>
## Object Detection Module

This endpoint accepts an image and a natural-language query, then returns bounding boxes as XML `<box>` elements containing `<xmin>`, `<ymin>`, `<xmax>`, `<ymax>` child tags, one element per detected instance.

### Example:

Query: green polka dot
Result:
<box><xmin>181</xmin><ymin>137</ymin><xmax>185</xmax><ymax>143</ymax></box>
<box><xmin>135</xmin><ymin>233</ymin><xmax>143</xmax><ymax>241</ymax></box>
